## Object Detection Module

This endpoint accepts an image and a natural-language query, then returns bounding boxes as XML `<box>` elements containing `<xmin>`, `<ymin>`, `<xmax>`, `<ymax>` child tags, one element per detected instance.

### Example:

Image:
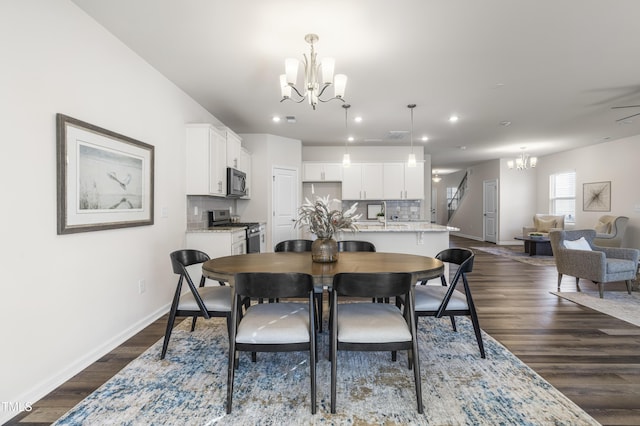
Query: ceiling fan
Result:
<box><xmin>612</xmin><ymin>105</ymin><xmax>640</xmax><ymax>122</ymax></box>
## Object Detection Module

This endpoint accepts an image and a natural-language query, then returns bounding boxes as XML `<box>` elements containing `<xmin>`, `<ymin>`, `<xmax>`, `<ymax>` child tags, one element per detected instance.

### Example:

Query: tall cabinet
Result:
<box><xmin>186</xmin><ymin>124</ymin><xmax>227</xmax><ymax>196</ymax></box>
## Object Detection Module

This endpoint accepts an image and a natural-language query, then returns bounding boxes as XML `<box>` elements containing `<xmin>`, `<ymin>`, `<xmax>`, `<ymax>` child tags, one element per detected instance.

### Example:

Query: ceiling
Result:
<box><xmin>71</xmin><ymin>0</ymin><xmax>640</xmax><ymax>174</ymax></box>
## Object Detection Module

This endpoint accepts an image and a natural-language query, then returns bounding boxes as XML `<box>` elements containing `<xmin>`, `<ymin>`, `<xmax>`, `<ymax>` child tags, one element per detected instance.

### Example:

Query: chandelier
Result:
<box><xmin>507</xmin><ymin>148</ymin><xmax>537</xmax><ymax>170</ymax></box>
<box><xmin>279</xmin><ymin>34</ymin><xmax>347</xmax><ymax>110</ymax></box>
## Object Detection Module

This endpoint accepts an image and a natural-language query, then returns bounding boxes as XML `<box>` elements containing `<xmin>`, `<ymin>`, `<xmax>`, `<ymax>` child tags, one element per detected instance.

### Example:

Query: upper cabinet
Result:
<box><xmin>383</xmin><ymin>162</ymin><xmax>424</xmax><ymax>200</ymax></box>
<box><xmin>240</xmin><ymin>147</ymin><xmax>252</xmax><ymax>199</ymax></box>
<box><xmin>342</xmin><ymin>163</ymin><xmax>384</xmax><ymax>200</ymax></box>
<box><xmin>186</xmin><ymin>124</ymin><xmax>227</xmax><ymax>196</ymax></box>
<box><xmin>221</xmin><ymin>127</ymin><xmax>242</xmax><ymax>170</ymax></box>
<box><xmin>302</xmin><ymin>162</ymin><xmax>343</xmax><ymax>182</ymax></box>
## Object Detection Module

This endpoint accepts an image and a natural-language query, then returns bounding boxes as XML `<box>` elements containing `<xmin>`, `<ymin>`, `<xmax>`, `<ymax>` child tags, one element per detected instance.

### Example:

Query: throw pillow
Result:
<box><xmin>535</xmin><ymin>217</ymin><xmax>556</xmax><ymax>233</ymax></box>
<box><xmin>563</xmin><ymin>237</ymin><xmax>592</xmax><ymax>251</ymax></box>
<box><xmin>594</xmin><ymin>221</ymin><xmax>610</xmax><ymax>234</ymax></box>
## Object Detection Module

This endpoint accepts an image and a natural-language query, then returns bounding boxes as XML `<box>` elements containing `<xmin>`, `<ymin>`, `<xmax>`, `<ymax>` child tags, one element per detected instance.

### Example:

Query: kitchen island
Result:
<box><xmin>336</xmin><ymin>221</ymin><xmax>458</xmax><ymax>260</ymax></box>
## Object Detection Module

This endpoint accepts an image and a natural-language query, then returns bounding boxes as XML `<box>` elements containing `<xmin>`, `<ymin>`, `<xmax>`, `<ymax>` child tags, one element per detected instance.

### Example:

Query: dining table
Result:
<box><xmin>202</xmin><ymin>251</ymin><xmax>444</xmax><ymax>286</ymax></box>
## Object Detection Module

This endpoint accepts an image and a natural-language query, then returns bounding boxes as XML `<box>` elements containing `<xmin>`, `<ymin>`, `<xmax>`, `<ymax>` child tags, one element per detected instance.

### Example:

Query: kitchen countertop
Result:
<box><xmin>350</xmin><ymin>221</ymin><xmax>459</xmax><ymax>233</ymax></box>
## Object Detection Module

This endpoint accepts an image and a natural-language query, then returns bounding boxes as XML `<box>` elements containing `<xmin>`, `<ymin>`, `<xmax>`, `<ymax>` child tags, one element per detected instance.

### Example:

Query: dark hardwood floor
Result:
<box><xmin>7</xmin><ymin>235</ymin><xmax>640</xmax><ymax>425</ymax></box>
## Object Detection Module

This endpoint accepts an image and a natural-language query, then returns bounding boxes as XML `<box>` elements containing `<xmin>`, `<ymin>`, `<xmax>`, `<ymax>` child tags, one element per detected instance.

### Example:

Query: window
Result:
<box><xmin>550</xmin><ymin>171</ymin><xmax>576</xmax><ymax>223</ymax></box>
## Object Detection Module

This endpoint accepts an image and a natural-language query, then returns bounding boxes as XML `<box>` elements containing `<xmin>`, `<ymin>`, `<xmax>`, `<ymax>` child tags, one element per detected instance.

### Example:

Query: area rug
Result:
<box><xmin>53</xmin><ymin>316</ymin><xmax>598</xmax><ymax>426</ymax></box>
<box><xmin>552</xmin><ymin>289</ymin><xmax>640</xmax><ymax>327</ymax></box>
<box><xmin>471</xmin><ymin>245</ymin><xmax>556</xmax><ymax>267</ymax></box>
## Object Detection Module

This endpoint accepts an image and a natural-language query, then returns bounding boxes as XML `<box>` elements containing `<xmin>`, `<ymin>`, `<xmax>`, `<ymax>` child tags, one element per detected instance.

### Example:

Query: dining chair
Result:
<box><xmin>330</xmin><ymin>272</ymin><xmax>423</xmax><ymax>414</ymax></box>
<box><xmin>274</xmin><ymin>239</ymin><xmax>324</xmax><ymax>332</ymax></box>
<box><xmin>337</xmin><ymin>240</ymin><xmax>376</xmax><ymax>253</ymax></box>
<box><xmin>226</xmin><ymin>272</ymin><xmax>317</xmax><ymax>414</ymax></box>
<box><xmin>161</xmin><ymin>250</ymin><xmax>232</xmax><ymax>360</ymax></box>
<box><xmin>407</xmin><ymin>248</ymin><xmax>485</xmax><ymax>358</ymax></box>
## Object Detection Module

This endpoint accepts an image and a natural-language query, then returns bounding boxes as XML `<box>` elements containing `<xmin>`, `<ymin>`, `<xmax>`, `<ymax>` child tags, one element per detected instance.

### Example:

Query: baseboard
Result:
<box><xmin>1</xmin><ymin>304</ymin><xmax>170</xmax><ymax>425</ymax></box>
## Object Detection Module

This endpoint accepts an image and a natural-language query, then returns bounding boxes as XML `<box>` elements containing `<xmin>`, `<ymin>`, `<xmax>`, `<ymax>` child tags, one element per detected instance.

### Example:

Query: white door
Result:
<box><xmin>272</xmin><ymin>167</ymin><xmax>299</xmax><ymax>250</ymax></box>
<box><xmin>483</xmin><ymin>179</ymin><xmax>498</xmax><ymax>243</ymax></box>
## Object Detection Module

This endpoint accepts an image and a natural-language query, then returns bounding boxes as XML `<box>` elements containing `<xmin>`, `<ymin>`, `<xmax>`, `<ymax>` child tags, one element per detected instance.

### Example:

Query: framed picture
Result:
<box><xmin>56</xmin><ymin>114</ymin><xmax>154</xmax><ymax>234</ymax></box>
<box><xmin>367</xmin><ymin>203</ymin><xmax>384</xmax><ymax>219</ymax></box>
<box><xmin>583</xmin><ymin>181</ymin><xmax>611</xmax><ymax>212</ymax></box>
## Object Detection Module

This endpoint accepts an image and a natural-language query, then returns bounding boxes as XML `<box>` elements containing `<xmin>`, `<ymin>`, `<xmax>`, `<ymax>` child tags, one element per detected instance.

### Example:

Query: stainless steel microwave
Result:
<box><xmin>226</xmin><ymin>167</ymin><xmax>246</xmax><ymax>197</ymax></box>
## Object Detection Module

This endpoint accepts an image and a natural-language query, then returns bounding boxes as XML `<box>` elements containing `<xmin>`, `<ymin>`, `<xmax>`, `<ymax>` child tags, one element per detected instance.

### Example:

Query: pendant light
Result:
<box><xmin>342</xmin><ymin>104</ymin><xmax>351</xmax><ymax>167</ymax></box>
<box><xmin>407</xmin><ymin>104</ymin><xmax>417</xmax><ymax>167</ymax></box>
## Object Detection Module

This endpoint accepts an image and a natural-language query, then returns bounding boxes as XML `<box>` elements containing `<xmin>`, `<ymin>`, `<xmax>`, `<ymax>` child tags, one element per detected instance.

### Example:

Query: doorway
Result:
<box><xmin>483</xmin><ymin>179</ymin><xmax>498</xmax><ymax>243</ymax></box>
<box><xmin>272</xmin><ymin>166</ymin><xmax>299</xmax><ymax>249</ymax></box>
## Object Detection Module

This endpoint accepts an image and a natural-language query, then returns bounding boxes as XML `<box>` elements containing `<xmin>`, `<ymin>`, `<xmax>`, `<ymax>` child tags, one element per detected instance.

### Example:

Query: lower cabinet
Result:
<box><xmin>185</xmin><ymin>230</ymin><xmax>247</xmax><ymax>259</ymax></box>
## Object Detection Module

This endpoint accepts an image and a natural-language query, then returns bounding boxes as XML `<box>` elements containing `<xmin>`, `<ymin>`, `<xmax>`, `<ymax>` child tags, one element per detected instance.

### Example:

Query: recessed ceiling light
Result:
<box><xmin>421</xmin><ymin>136</ymin><xmax>429</xmax><ymax>142</ymax></box>
<box><xmin>354</xmin><ymin>116</ymin><xmax>363</xmax><ymax>123</ymax></box>
<box><xmin>348</xmin><ymin>136</ymin><xmax>354</xmax><ymax>142</ymax></box>
<box><xmin>449</xmin><ymin>115</ymin><xmax>459</xmax><ymax>123</ymax></box>
<box><xmin>272</xmin><ymin>116</ymin><xmax>281</xmax><ymax>123</ymax></box>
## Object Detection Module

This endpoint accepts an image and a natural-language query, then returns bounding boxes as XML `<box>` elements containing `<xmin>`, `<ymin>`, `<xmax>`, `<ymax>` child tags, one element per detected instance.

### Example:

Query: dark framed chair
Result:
<box><xmin>274</xmin><ymin>239</ymin><xmax>314</xmax><ymax>252</ymax></box>
<box><xmin>404</xmin><ymin>248</ymin><xmax>485</xmax><ymax>358</ymax></box>
<box><xmin>161</xmin><ymin>250</ymin><xmax>232</xmax><ymax>360</ymax></box>
<box><xmin>226</xmin><ymin>272</ymin><xmax>317</xmax><ymax>414</ymax></box>
<box><xmin>274</xmin><ymin>239</ymin><xmax>324</xmax><ymax>331</ymax></box>
<box><xmin>330</xmin><ymin>272</ymin><xmax>422</xmax><ymax>414</ymax></box>
<box><xmin>337</xmin><ymin>240</ymin><xmax>376</xmax><ymax>253</ymax></box>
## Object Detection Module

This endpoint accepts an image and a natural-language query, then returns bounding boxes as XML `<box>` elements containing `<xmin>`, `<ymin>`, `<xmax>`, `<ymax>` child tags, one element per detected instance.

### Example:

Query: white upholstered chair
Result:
<box><xmin>593</xmin><ymin>215</ymin><xmax>629</xmax><ymax>247</ymax></box>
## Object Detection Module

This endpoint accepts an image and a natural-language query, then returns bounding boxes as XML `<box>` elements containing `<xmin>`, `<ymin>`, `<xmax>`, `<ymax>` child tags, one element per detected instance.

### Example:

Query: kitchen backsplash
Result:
<box><xmin>187</xmin><ymin>195</ymin><xmax>235</xmax><ymax>230</ymax></box>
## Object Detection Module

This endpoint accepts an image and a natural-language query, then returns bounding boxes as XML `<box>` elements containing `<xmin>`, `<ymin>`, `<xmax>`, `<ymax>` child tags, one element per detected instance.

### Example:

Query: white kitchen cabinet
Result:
<box><xmin>186</xmin><ymin>124</ymin><xmax>227</xmax><ymax>196</ymax></box>
<box><xmin>383</xmin><ymin>162</ymin><xmax>424</xmax><ymax>199</ymax></box>
<box><xmin>302</xmin><ymin>162</ymin><xmax>343</xmax><ymax>182</ymax></box>
<box><xmin>240</xmin><ymin>147</ymin><xmax>251</xmax><ymax>199</ymax></box>
<box><xmin>186</xmin><ymin>230</ymin><xmax>247</xmax><ymax>259</ymax></box>
<box><xmin>342</xmin><ymin>163</ymin><xmax>384</xmax><ymax>200</ymax></box>
<box><xmin>222</xmin><ymin>128</ymin><xmax>242</xmax><ymax>170</ymax></box>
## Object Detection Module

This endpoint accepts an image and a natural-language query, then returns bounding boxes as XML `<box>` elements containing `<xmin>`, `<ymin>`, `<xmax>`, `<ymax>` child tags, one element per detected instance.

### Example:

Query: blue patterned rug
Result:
<box><xmin>54</xmin><ymin>315</ymin><xmax>598</xmax><ymax>425</ymax></box>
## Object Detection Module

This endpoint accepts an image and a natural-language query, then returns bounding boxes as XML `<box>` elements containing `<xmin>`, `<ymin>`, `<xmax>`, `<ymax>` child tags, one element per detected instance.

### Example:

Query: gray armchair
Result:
<box><xmin>593</xmin><ymin>215</ymin><xmax>629</xmax><ymax>247</ymax></box>
<box><xmin>549</xmin><ymin>229</ymin><xmax>639</xmax><ymax>298</ymax></box>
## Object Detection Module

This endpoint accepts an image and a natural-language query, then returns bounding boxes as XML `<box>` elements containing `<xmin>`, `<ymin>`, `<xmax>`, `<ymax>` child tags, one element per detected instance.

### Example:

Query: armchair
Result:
<box><xmin>549</xmin><ymin>229</ymin><xmax>639</xmax><ymax>298</ymax></box>
<box><xmin>593</xmin><ymin>215</ymin><xmax>629</xmax><ymax>247</ymax></box>
<box><xmin>523</xmin><ymin>214</ymin><xmax>565</xmax><ymax>237</ymax></box>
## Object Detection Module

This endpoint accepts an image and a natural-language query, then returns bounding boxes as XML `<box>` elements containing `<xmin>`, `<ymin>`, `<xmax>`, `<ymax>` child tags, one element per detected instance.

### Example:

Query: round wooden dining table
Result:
<box><xmin>202</xmin><ymin>251</ymin><xmax>444</xmax><ymax>286</ymax></box>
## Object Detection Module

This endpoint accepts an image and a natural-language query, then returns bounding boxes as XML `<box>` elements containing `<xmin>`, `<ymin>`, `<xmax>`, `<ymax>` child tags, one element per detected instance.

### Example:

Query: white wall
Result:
<box><xmin>534</xmin><ymin>135</ymin><xmax>640</xmax><ymax>248</ymax></box>
<box><xmin>448</xmin><ymin>160</ymin><xmax>500</xmax><ymax>240</ymax></box>
<box><xmin>499</xmin><ymin>158</ymin><xmax>537</xmax><ymax>244</ymax></box>
<box><xmin>239</xmin><ymin>134</ymin><xmax>302</xmax><ymax>251</ymax></box>
<box><xmin>443</xmin><ymin>137</ymin><xmax>640</xmax><ymax>248</ymax></box>
<box><xmin>0</xmin><ymin>1</ymin><xmax>219</xmax><ymax>420</ymax></box>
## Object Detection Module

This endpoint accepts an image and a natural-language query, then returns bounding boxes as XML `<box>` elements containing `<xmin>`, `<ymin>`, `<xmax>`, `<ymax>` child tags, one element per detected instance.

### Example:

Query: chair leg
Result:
<box><xmin>598</xmin><ymin>282</ymin><xmax>604</xmax><ymax>298</ymax></box>
<box><xmin>625</xmin><ymin>280</ymin><xmax>633</xmax><ymax>295</ymax></box>
<box><xmin>330</xmin><ymin>302</ymin><xmax>338</xmax><ymax>414</ymax></box>
<box><xmin>315</xmin><ymin>290</ymin><xmax>323</xmax><ymax>333</ymax></box>
<box><xmin>469</xmin><ymin>311</ymin><xmax>486</xmax><ymax>359</ymax></box>
<box><xmin>575</xmin><ymin>277</ymin><xmax>581</xmax><ymax>292</ymax></box>
<box><xmin>190</xmin><ymin>316</ymin><xmax>198</xmax><ymax>331</ymax></box>
<box><xmin>449</xmin><ymin>316</ymin><xmax>457</xmax><ymax>332</ymax></box>
<box><xmin>226</xmin><ymin>340</ymin><xmax>236</xmax><ymax>414</ymax></box>
<box><xmin>160</xmin><ymin>310</ymin><xmax>178</xmax><ymax>360</ymax></box>
<box><xmin>557</xmin><ymin>273</ymin><xmax>563</xmax><ymax>291</ymax></box>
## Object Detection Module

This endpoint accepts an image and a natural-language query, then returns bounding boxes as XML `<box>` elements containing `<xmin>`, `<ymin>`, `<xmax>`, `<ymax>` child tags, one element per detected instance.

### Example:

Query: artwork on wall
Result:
<box><xmin>583</xmin><ymin>181</ymin><xmax>611</xmax><ymax>212</ymax></box>
<box><xmin>56</xmin><ymin>114</ymin><xmax>154</xmax><ymax>234</ymax></box>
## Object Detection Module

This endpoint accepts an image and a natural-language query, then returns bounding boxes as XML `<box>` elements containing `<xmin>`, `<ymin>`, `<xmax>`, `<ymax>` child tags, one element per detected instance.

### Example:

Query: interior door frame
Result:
<box><xmin>483</xmin><ymin>179</ymin><xmax>498</xmax><ymax>243</ymax></box>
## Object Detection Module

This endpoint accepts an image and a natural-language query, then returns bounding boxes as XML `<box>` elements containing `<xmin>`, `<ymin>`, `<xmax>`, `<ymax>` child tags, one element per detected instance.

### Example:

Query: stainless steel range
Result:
<box><xmin>208</xmin><ymin>210</ymin><xmax>262</xmax><ymax>253</ymax></box>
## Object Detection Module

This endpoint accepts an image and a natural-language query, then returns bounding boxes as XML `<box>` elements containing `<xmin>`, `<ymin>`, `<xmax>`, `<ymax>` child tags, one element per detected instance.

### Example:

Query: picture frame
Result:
<box><xmin>56</xmin><ymin>114</ymin><xmax>154</xmax><ymax>234</ymax></box>
<box><xmin>367</xmin><ymin>203</ymin><xmax>384</xmax><ymax>219</ymax></box>
<box><xmin>582</xmin><ymin>181</ymin><xmax>611</xmax><ymax>212</ymax></box>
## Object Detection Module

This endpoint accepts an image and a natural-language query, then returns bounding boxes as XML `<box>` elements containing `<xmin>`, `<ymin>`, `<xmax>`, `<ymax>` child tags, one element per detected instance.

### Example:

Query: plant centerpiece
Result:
<box><xmin>295</xmin><ymin>194</ymin><xmax>361</xmax><ymax>263</ymax></box>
